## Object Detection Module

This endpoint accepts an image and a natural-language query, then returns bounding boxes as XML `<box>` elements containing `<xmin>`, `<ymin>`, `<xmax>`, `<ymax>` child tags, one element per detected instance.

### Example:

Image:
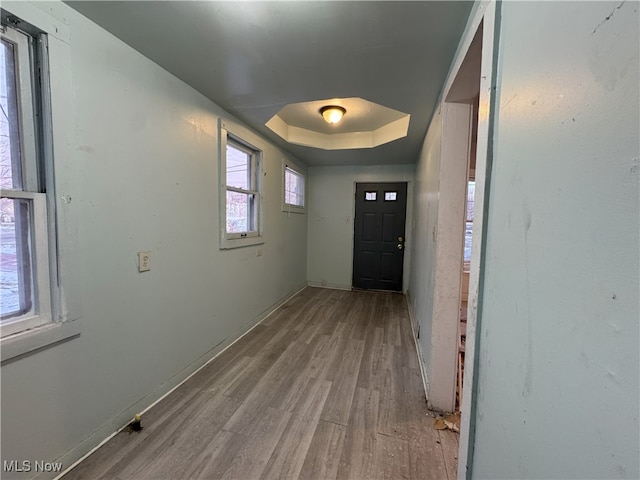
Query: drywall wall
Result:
<box><xmin>472</xmin><ymin>2</ymin><xmax>639</xmax><ymax>478</ymax></box>
<box><xmin>407</xmin><ymin>111</ymin><xmax>442</xmax><ymax>396</ymax></box>
<box><xmin>427</xmin><ymin>102</ymin><xmax>473</xmax><ymax>412</ymax></box>
<box><xmin>408</xmin><ymin>91</ymin><xmax>476</xmax><ymax>415</ymax></box>
<box><xmin>0</xmin><ymin>2</ymin><xmax>307</xmax><ymax>478</ymax></box>
<box><xmin>307</xmin><ymin>164</ymin><xmax>414</xmax><ymax>292</ymax></box>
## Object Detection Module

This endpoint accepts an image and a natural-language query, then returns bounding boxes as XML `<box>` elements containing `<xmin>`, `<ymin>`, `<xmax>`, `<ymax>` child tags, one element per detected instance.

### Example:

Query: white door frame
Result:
<box><xmin>447</xmin><ymin>2</ymin><xmax>499</xmax><ymax>478</ymax></box>
<box><xmin>413</xmin><ymin>0</ymin><xmax>500</xmax><ymax>476</ymax></box>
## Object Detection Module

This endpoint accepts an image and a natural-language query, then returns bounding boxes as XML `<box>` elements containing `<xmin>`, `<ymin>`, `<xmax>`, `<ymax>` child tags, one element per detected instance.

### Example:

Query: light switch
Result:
<box><xmin>138</xmin><ymin>251</ymin><xmax>151</xmax><ymax>272</ymax></box>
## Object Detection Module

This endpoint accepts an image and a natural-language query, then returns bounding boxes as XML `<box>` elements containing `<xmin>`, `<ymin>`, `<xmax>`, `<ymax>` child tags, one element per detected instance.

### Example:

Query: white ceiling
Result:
<box><xmin>66</xmin><ymin>1</ymin><xmax>473</xmax><ymax>166</ymax></box>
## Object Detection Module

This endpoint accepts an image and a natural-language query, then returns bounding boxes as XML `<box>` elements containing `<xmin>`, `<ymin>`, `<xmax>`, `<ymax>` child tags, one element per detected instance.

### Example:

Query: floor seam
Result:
<box><xmin>319</xmin><ymin>418</ymin><xmax>347</xmax><ymax>428</ymax></box>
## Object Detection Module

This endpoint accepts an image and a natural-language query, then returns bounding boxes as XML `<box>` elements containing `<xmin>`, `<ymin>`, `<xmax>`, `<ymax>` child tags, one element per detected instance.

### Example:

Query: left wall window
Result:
<box><xmin>219</xmin><ymin>119</ymin><xmax>264</xmax><ymax>249</ymax></box>
<box><xmin>1</xmin><ymin>16</ymin><xmax>52</xmax><ymax>338</ymax></box>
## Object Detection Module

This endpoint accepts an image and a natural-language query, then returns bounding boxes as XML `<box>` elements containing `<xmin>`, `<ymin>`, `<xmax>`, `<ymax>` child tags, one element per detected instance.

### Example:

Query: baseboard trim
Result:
<box><xmin>306</xmin><ymin>281</ymin><xmax>352</xmax><ymax>291</ymax></box>
<box><xmin>405</xmin><ymin>293</ymin><xmax>430</xmax><ymax>403</ymax></box>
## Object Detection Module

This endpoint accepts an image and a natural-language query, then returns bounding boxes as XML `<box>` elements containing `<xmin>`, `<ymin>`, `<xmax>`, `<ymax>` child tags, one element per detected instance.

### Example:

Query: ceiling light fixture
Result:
<box><xmin>320</xmin><ymin>105</ymin><xmax>346</xmax><ymax>125</ymax></box>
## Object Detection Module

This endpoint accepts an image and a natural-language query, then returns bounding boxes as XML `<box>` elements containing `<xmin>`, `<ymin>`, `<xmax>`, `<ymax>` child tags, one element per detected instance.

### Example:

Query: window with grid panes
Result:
<box><xmin>1</xmin><ymin>18</ymin><xmax>53</xmax><ymax>337</ymax></box>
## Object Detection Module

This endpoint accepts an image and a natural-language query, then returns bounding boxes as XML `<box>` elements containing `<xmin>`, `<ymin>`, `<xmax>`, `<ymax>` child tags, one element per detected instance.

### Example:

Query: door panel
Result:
<box><xmin>353</xmin><ymin>182</ymin><xmax>407</xmax><ymax>291</ymax></box>
<box><xmin>382</xmin><ymin>214</ymin><xmax>396</xmax><ymax>242</ymax></box>
<box><xmin>363</xmin><ymin>213</ymin><xmax>377</xmax><ymax>241</ymax></box>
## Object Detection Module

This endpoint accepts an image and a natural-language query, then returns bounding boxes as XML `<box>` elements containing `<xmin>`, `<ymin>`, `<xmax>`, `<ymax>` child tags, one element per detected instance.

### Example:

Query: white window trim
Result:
<box><xmin>1</xmin><ymin>5</ymin><xmax>81</xmax><ymax>363</ymax></box>
<box><xmin>0</xmin><ymin>191</ymin><xmax>51</xmax><ymax>337</ymax></box>
<box><xmin>281</xmin><ymin>160</ymin><xmax>306</xmax><ymax>214</ymax></box>
<box><xmin>219</xmin><ymin>118</ymin><xmax>264</xmax><ymax>249</ymax></box>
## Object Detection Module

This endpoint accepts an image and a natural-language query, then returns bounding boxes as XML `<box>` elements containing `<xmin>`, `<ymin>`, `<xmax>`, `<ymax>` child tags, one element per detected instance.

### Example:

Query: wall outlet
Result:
<box><xmin>138</xmin><ymin>251</ymin><xmax>151</xmax><ymax>272</ymax></box>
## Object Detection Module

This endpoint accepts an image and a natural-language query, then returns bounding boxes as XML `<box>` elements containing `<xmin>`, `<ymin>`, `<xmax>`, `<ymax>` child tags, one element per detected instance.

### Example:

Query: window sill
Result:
<box><xmin>220</xmin><ymin>236</ymin><xmax>265</xmax><ymax>250</ymax></box>
<box><xmin>281</xmin><ymin>204</ymin><xmax>305</xmax><ymax>214</ymax></box>
<box><xmin>1</xmin><ymin>319</ymin><xmax>81</xmax><ymax>363</ymax></box>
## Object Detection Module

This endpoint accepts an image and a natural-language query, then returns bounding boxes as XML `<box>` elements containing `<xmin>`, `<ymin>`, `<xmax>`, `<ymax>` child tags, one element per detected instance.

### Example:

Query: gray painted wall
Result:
<box><xmin>472</xmin><ymin>2</ymin><xmax>639</xmax><ymax>478</ymax></box>
<box><xmin>1</xmin><ymin>2</ymin><xmax>307</xmax><ymax>477</ymax></box>
<box><xmin>407</xmin><ymin>112</ymin><xmax>442</xmax><ymax>395</ymax></box>
<box><xmin>409</xmin><ymin>1</ymin><xmax>639</xmax><ymax>477</ymax></box>
<box><xmin>307</xmin><ymin>164</ymin><xmax>415</xmax><ymax>292</ymax></box>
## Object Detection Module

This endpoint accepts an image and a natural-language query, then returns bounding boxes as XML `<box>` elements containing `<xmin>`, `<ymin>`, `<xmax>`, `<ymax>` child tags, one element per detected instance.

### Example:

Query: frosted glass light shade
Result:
<box><xmin>320</xmin><ymin>106</ymin><xmax>346</xmax><ymax>124</ymax></box>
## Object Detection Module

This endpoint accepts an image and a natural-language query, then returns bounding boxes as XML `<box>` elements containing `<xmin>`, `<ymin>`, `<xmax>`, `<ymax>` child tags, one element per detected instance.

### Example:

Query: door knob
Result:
<box><xmin>397</xmin><ymin>243</ymin><xmax>404</xmax><ymax>250</ymax></box>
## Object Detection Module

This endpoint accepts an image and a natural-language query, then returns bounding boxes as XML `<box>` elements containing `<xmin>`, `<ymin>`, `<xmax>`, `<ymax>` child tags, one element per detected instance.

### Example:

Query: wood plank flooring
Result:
<box><xmin>63</xmin><ymin>287</ymin><xmax>458</xmax><ymax>480</ymax></box>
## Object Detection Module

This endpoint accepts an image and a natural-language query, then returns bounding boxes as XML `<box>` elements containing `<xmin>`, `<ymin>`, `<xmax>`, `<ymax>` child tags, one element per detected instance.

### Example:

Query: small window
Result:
<box><xmin>1</xmin><ymin>20</ymin><xmax>53</xmax><ymax>338</ymax></box>
<box><xmin>365</xmin><ymin>192</ymin><xmax>377</xmax><ymax>201</ymax></box>
<box><xmin>384</xmin><ymin>191</ymin><xmax>397</xmax><ymax>201</ymax></box>
<box><xmin>284</xmin><ymin>165</ymin><xmax>305</xmax><ymax>211</ymax></box>
<box><xmin>219</xmin><ymin>120</ymin><xmax>263</xmax><ymax>249</ymax></box>
<box><xmin>464</xmin><ymin>181</ymin><xmax>475</xmax><ymax>264</ymax></box>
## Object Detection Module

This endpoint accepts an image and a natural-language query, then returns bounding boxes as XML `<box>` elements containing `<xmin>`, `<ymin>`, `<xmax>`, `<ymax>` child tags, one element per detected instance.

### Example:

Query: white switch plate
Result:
<box><xmin>138</xmin><ymin>251</ymin><xmax>151</xmax><ymax>272</ymax></box>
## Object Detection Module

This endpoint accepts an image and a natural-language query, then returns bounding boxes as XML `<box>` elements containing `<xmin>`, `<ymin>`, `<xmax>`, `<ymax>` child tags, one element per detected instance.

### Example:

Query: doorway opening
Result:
<box><xmin>457</xmin><ymin>96</ymin><xmax>479</xmax><ymax>410</ymax></box>
<box><xmin>441</xmin><ymin>21</ymin><xmax>482</xmax><ymax>420</ymax></box>
<box><xmin>436</xmin><ymin>5</ymin><xmax>500</xmax><ymax>476</ymax></box>
<box><xmin>425</xmin><ymin>21</ymin><xmax>483</xmax><ymax>416</ymax></box>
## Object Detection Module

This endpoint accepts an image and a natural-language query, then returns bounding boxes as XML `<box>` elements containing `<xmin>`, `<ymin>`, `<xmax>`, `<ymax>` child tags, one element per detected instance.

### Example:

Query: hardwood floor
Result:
<box><xmin>63</xmin><ymin>287</ymin><xmax>458</xmax><ymax>480</ymax></box>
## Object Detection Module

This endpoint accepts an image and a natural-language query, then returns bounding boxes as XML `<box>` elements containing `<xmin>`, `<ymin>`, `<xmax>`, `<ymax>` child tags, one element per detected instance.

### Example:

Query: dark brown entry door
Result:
<box><xmin>352</xmin><ymin>182</ymin><xmax>407</xmax><ymax>291</ymax></box>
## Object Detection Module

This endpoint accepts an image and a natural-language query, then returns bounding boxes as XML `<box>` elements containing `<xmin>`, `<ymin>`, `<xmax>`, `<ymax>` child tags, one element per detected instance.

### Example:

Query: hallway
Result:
<box><xmin>63</xmin><ymin>288</ymin><xmax>458</xmax><ymax>479</ymax></box>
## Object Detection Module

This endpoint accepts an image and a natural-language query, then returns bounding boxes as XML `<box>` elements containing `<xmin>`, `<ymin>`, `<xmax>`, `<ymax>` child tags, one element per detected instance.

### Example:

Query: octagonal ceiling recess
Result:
<box><xmin>266</xmin><ymin>97</ymin><xmax>410</xmax><ymax>150</ymax></box>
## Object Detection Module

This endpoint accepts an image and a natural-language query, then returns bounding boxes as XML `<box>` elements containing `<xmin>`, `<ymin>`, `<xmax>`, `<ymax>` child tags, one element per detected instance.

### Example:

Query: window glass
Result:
<box><xmin>226</xmin><ymin>143</ymin><xmax>250</xmax><ymax>190</ymax></box>
<box><xmin>385</xmin><ymin>191</ymin><xmax>397</xmax><ymax>201</ymax></box>
<box><xmin>1</xmin><ymin>198</ymin><xmax>33</xmax><ymax>319</ymax></box>
<box><xmin>0</xmin><ymin>39</ymin><xmax>23</xmax><ymax>190</ymax></box>
<box><xmin>284</xmin><ymin>167</ymin><xmax>304</xmax><ymax>207</ymax></box>
<box><xmin>226</xmin><ymin>191</ymin><xmax>255</xmax><ymax>233</ymax></box>
<box><xmin>464</xmin><ymin>181</ymin><xmax>475</xmax><ymax>263</ymax></box>
<box><xmin>466</xmin><ymin>181</ymin><xmax>475</xmax><ymax>223</ymax></box>
<box><xmin>365</xmin><ymin>192</ymin><xmax>377</xmax><ymax>201</ymax></box>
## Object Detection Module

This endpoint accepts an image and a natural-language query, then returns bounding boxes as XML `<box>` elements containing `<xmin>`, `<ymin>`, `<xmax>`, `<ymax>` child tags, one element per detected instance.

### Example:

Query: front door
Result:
<box><xmin>352</xmin><ymin>182</ymin><xmax>407</xmax><ymax>291</ymax></box>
